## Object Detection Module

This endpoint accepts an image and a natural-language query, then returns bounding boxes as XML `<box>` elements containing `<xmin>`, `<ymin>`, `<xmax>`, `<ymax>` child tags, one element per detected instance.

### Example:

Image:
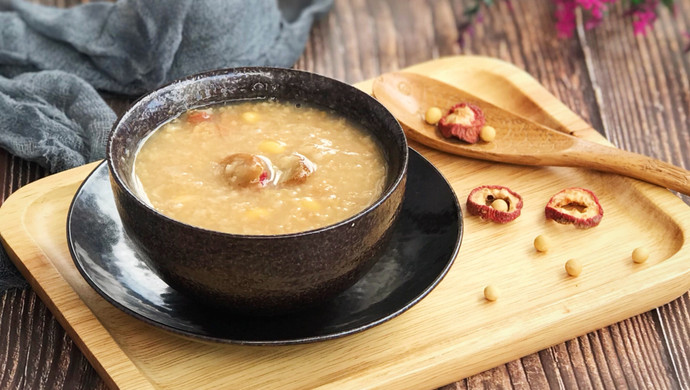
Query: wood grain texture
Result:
<box><xmin>0</xmin><ymin>150</ymin><xmax>106</xmax><ymax>390</ymax></box>
<box><xmin>580</xmin><ymin>1</ymin><xmax>690</xmax><ymax>389</ymax></box>
<box><xmin>0</xmin><ymin>0</ymin><xmax>689</xmax><ymax>389</ymax></box>
<box><xmin>2</xmin><ymin>57</ymin><xmax>690</xmax><ymax>390</ymax></box>
<box><xmin>0</xmin><ymin>288</ymin><xmax>107</xmax><ymax>390</ymax></box>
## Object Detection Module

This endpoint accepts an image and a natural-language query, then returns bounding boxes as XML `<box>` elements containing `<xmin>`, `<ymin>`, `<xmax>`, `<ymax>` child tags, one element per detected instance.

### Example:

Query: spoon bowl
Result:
<box><xmin>373</xmin><ymin>72</ymin><xmax>690</xmax><ymax>195</ymax></box>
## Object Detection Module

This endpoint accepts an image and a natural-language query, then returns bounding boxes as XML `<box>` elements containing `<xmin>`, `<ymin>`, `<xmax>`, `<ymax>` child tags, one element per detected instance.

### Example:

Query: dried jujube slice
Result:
<box><xmin>545</xmin><ymin>187</ymin><xmax>603</xmax><ymax>228</ymax></box>
<box><xmin>466</xmin><ymin>185</ymin><xmax>523</xmax><ymax>223</ymax></box>
<box><xmin>438</xmin><ymin>103</ymin><xmax>486</xmax><ymax>143</ymax></box>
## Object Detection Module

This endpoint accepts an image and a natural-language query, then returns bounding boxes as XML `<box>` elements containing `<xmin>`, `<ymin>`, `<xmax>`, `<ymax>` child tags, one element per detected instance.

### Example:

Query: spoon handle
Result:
<box><xmin>567</xmin><ymin>140</ymin><xmax>690</xmax><ymax>195</ymax></box>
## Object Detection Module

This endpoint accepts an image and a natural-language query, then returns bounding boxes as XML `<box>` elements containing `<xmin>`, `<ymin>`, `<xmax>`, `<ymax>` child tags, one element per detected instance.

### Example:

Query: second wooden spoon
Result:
<box><xmin>372</xmin><ymin>72</ymin><xmax>690</xmax><ymax>195</ymax></box>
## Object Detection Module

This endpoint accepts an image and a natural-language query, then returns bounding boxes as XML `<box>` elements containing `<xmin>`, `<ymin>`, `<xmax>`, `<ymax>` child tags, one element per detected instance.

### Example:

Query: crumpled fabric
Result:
<box><xmin>0</xmin><ymin>71</ymin><xmax>117</xmax><ymax>171</ymax></box>
<box><xmin>0</xmin><ymin>0</ymin><xmax>332</xmax><ymax>94</ymax></box>
<box><xmin>0</xmin><ymin>0</ymin><xmax>333</xmax><ymax>291</ymax></box>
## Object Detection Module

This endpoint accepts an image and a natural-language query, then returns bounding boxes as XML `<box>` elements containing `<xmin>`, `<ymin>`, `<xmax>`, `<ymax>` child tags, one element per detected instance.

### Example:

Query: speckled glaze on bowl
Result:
<box><xmin>107</xmin><ymin>67</ymin><xmax>408</xmax><ymax>316</ymax></box>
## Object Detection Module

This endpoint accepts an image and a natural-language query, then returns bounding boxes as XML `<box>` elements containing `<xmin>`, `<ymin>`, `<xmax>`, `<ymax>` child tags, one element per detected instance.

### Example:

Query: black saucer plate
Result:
<box><xmin>67</xmin><ymin>149</ymin><xmax>462</xmax><ymax>345</ymax></box>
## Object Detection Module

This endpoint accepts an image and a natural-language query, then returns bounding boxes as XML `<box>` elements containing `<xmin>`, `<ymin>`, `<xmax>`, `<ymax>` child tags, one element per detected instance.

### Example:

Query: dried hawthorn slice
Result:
<box><xmin>219</xmin><ymin>153</ymin><xmax>270</xmax><ymax>188</ymax></box>
<box><xmin>545</xmin><ymin>187</ymin><xmax>603</xmax><ymax>228</ymax></box>
<box><xmin>437</xmin><ymin>103</ymin><xmax>486</xmax><ymax>144</ymax></box>
<box><xmin>466</xmin><ymin>185</ymin><xmax>523</xmax><ymax>223</ymax></box>
<box><xmin>276</xmin><ymin>153</ymin><xmax>316</xmax><ymax>184</ymax></box>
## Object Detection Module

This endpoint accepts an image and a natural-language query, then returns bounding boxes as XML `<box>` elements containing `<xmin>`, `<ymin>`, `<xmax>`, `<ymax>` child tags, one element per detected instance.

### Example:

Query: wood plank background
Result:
<box><xmin>1</xmin><ymin>0</ymin><xmax>689</xmax><ymax>388</ymax></box>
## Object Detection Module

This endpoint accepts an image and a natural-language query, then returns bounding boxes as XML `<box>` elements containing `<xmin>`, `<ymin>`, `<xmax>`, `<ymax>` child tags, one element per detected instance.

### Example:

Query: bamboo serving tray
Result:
<box><xmin>2</xmin><ymin>56</ymin><xmax>690</xmax><ymax>389</ymax></box>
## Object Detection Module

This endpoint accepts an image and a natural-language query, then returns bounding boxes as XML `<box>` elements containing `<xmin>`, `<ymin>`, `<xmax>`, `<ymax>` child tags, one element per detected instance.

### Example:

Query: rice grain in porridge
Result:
<box><xmin>133</xmin><ymin>100</ymin><xmax>387</xmax><ymax>235</ymax></box>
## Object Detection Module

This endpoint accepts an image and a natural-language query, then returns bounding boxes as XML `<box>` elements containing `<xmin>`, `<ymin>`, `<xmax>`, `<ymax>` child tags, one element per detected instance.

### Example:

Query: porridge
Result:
<box><xmin>133</xmin><ymin>100</ymin><xmax>387</xmax><ymax>235</ymax></box>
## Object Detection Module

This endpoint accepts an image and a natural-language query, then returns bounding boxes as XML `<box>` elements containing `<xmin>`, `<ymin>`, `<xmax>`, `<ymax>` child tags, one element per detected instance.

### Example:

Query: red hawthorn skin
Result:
<box><xmin>438</xmin><ymin>103</ymin><xmax>486</xmax><ymax>143</ymax></box>
<box><xmin>187</xmin><ymin>110</ymin><xmax>212</xmax><ymax>124</ymax></box>
<box><xmin>259</xmin><ymin>171</ymin><xmax>269</xmax><ymax>185</ymax></box>
<box><xmin>545</xmin><ymin>187</ymin><xmax>603</xmax><ymax>228</ymax></box>
<box><xmin>466</xmin><ymin>185</ymin><xmax>523</xmax><ymax>223</ymax></box>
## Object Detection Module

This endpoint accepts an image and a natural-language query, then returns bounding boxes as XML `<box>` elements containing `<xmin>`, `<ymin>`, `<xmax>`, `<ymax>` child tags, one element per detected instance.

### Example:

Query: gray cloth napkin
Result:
<box><xmin>0</xmin><ymin>0</ymin><xmax>333</xmax><ymax>291</ymax></box>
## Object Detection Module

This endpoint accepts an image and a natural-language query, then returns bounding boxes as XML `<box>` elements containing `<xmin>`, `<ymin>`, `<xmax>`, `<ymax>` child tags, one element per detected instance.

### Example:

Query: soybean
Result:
<box><xmin>632</xmin><ymin>247</ymin><xmax>649</xmax><ymax>264</ymax></box>
<box><xmin>425</xmin><ymin>107</ymin><xmax>443</xmax><ymax>125</ymax></box>
<box><xmin>565</xmin><ymin>259</ymin><xmax>582</xmax><ymax>277</ymax></box>
<box><xmin>534</xmin><ymin>235</ymin><xmax>550</xmax><ymax>252</ymax></box>
<box><xmin>484</xmin><ymin>285</ymin><xmax>500</xmax><ymax>301</ymax></box>
<box><xmin>480</xmin><ymin>125</ymin><xmax>496</xmax><ymax>142</ymax></box>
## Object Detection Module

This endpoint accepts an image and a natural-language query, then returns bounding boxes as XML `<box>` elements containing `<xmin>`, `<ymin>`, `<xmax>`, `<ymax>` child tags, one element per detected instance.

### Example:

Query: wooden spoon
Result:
<box><xmin>372</xmin><ymin>72</ymin><xmax>690</xmax><ymax>195</ymax></box>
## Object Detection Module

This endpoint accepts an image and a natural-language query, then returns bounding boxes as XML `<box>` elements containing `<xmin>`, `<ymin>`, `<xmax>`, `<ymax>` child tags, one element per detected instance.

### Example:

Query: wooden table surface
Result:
<box><xmin>1</xmin><ymin>0</ymin><xmax>689</xmax><ymax>388</ymax></box>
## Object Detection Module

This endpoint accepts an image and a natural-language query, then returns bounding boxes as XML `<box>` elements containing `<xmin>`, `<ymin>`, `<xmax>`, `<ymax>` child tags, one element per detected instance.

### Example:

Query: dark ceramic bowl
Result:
<box><xmin>107</xmin><ymin>67</ymin><xmax>408</xmax><ymax>316</ymax></box>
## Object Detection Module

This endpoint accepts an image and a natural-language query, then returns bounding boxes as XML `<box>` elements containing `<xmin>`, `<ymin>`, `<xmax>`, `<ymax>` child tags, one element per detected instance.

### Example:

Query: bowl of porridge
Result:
<box><xmin>107</xmin><ymin>67</ymin><xmax>408</xmax><ymax>315</ymax></box>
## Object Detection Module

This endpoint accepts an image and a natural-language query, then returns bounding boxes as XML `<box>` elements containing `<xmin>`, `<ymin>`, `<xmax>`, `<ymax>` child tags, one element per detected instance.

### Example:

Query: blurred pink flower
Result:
<box><xmin>551</xmin><ymin>0</ymin><xmax>670</xmax><ymax>38</ymax></box>
<box><xmin>459</xmin><ymin>0</ymin><xmax>682</xmax><ymax>49</ymax></box>
<box><xmin>554</xmin><ymin>0</ymin><xmax>577</xmax><ymax>38</ymax></box>
<box><xmin>631</xmin><ymin>0</ymin><xmax>659</xmax><ymax>35</ymax></box>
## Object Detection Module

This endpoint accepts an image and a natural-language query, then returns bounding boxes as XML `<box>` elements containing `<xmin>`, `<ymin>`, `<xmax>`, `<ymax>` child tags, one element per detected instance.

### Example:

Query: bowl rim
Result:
<box><xmin>106</xmin><ymin>66</ymin><xmax>409</xmax><ymax>239</ymax></box>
